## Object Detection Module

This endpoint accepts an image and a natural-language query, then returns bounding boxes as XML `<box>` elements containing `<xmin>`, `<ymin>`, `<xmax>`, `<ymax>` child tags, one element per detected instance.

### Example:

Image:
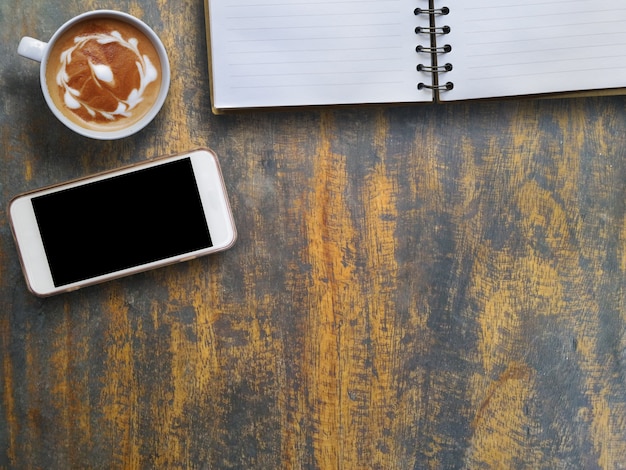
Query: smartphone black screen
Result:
<box><xmin>32</xmin><ymin>158</ymin><xmax>213</xmax><ymax>287</ymax></box>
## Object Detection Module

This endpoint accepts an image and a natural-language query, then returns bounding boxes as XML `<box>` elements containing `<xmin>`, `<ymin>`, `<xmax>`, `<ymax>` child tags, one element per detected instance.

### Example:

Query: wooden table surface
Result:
<box><xmin>2</xmin><ymin>1</ymin><xmax>625</xmax><ymax>469</ymax></box>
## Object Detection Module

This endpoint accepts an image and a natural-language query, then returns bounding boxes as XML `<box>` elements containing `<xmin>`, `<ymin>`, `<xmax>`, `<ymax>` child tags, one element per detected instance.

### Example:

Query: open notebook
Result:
<box><xmin>204</xmin><ymin>0</ymin><xmax>626</xmax><ymax>113</ymax></box>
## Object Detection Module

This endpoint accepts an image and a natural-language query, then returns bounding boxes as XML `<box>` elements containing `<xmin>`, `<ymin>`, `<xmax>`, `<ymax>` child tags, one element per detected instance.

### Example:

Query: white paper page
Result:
<box><xmin>207</xmin><ymin>0</ymin><xmax>433</xmax><ymax>110</ymax></box>
<box><xmin>440</xmin><ymin>1</ymin><xmax>626</xmax><ymax>101</ymax></box>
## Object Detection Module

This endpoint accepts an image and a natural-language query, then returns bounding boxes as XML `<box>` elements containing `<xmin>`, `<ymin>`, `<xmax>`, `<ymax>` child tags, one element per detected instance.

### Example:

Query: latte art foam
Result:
<box><xmin>57</xmin><ymin>31</ymin><xmax>157</xmax><ymax>121</ymax></box>
<box><xmin>56</xmin><ymin>31</ymin><xmax>158</xmax><ymax>121</ymax></box>
<box><xmin>46</xmin><ymin>18</ymin><xmax>163</xmax><ymax>132</ymax></box>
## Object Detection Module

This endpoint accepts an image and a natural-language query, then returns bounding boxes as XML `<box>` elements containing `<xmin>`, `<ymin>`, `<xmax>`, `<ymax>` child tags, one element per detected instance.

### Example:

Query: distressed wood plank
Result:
<box><xmin>1</xmin><ymin>1</ymin><xmax>625</xmax><ymax>468</ymax></box>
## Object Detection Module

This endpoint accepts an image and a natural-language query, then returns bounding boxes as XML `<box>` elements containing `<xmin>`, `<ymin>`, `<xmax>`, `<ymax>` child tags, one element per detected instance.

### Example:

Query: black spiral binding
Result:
<box><xmin>415</xmin><ymin>3</ymin><xmax>453</xmax><ymax>94</ymax></box>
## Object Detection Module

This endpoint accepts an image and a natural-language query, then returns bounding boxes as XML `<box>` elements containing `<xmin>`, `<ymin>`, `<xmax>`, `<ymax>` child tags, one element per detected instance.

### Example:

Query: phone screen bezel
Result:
<box><xmin>8</xmin><ymin>149</ymin><xmax>236</xmax><ymax>296</ymax></box>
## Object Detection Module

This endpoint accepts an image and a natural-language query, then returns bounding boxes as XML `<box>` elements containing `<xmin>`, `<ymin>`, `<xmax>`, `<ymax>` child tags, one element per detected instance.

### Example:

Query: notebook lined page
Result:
<box><xmin>441</xmin><ymin>0</ymin><xmax>626</xmax><ymax>101</ymax></box>
<box><xmin>207</xmin><ymin>0</ymin><xmax>432</xmax><ymax>109</ymax></box>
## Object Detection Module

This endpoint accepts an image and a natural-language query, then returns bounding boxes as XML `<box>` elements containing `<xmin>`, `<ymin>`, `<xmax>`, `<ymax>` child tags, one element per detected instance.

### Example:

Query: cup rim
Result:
<box><xmin>40</xmin><ymin>9</ymin><xmax>171</xmax><ymax>140</ymax></box>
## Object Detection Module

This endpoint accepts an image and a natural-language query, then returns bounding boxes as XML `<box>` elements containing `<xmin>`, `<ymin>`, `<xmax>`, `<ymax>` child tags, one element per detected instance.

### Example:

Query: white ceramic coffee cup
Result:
<box><xmin>18</xmin><ymin>10</ymin><xmax>170</xmax><ymax>140</ymax></box>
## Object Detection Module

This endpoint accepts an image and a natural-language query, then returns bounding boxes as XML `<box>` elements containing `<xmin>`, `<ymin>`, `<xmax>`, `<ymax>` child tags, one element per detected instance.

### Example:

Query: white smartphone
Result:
<box><xmin>8</xmin><ymin>148</ymin><xmax>237</xmax><ymax>297</ymax></box>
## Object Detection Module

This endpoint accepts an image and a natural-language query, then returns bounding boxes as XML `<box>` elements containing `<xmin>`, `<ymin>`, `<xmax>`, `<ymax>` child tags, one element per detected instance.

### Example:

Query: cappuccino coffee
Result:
<box><xmin>45</xmin><ymin>17</ymin><xmax>163</xmax><ymax>132</ymax></box>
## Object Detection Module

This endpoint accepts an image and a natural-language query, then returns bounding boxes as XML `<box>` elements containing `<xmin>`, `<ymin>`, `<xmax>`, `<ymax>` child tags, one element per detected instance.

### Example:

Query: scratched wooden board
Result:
<box><xmin>1</xmin><ymin>0</ymin><xmax>626</xmax><ymax>469</ymax></box>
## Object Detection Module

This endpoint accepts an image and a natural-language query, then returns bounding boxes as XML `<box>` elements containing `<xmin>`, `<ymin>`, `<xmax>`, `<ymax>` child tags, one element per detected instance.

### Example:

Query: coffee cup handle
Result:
<box><xmin>18</xmin><ymin>37</ymin><xmax>48</xmax><ymax>62</ymax></box>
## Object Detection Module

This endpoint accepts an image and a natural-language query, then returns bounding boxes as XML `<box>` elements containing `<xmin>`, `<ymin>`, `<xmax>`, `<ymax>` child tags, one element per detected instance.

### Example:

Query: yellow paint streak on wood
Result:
<box><xmin>24</xmin><ymin>160</ymin><xmax>33</xmax><ymax>181</ymax></box>
<box><xmin>591</xmin><ymin>388</ymin><xmax>626</xmax><ymax>469</ymax></box>
<box><xmin>467</xmin><ymin>112</ymin><xmax>573</xmax><ymax>465</ymax></box>
<box><xmin>0</xmin><ymin>312</ymin><xmax>17</xmax><ymax>465</ymax></box>
<box><xmin>150</xmin><ymin>4</ymin><xmax>200</xmax><ymax>153</ymax></box>
<box><xmin>162</xmin><ymin>318</ymin><xmax>191</xmax><ymax>465</ymax></box>
<box><xmin>159</xmin><ymin>261</ymin><xmax>224</xmax><ymax>468</ymax></box>
<box><xmin>509</xmin><ymin>130</ymin><xmax>626</xmax><ymax>467</ymax></box>
<box><xmin>154</xmin><ymin>273</ymin><xmax>192</xmax><ymax>467</ymax></box>
<box><xmin>0</xmin><ymin>237</ymin><xmax>15</xmax><ymax>466</ymax></box>
<box><xmin>575</xmin><ymin>296</ymin><xmax>626</xmax><ymax>469</ymax></box>
<box><xmin>621</xmin><ymin>215</ymin><xmax>626</xmax><ymax>274</ymax></box>
<box><xmin>278</xmin><ymin>135</ymin><xmax>320</xmax><ymax>467</ymax></box>
<box><xmin>48</xmin><ymin>302</ymin><xmax>75</xmax><ymax>455</ymax></box>
<box><xmin>467</xmin><ymin>104</ymin><xmax>626</xmax><ymax>469</ymax></box>
<box><xmin>23</xmin><ymin>323</ymin><xmax>39</xmax><ymax>464</ymax></box>
<box><xmin>49</xmin><ymin>302</ymin><xmax>91</xmax><ymax>455</ymax></box>
<box><xmin>100</xmin><ymin>289</ymin><xmax>140</xmax><ymax>469</ymax></box>
<box><xmin>517</xmin><ymin>180</ymin><xmax>574</xmax><ymax>268</ymax></box>
<box><xmin>361</xmin><ymin>112</ymin><xmax>402</xmax><ymax>467</ymax></box>
<box><xmin>302</xmin><ymin>111</ymin><xmax>357</xmax><ymax>468</ymax></box>
<box><xmin>477</xmin><ymin>261</ymin><xmax>522</xmax><ymax>377</ymax></box>
<box><xmin>540</xmin><ymin>110</ymin><xmax>626</xmax><ymax>468</ymax></box>
<box><xmin>474</xmin><ymin>248</ymin><xmax>562</xmax><ymax>365</ymax></box>
<box><xmin>554</xmin><ymin>103</ymin><xmax>584</xmax><ymax>205</ymax></box>
<box><xmin>556</xmin><ymin>106</ymin><xmax>626</xmax><ymax>470</ymax></box>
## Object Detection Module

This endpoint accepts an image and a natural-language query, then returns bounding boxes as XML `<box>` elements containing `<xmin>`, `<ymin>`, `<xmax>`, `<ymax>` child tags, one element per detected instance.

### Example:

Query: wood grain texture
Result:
<box><xmin>1</xmin><ymin>1</ymin><xmax>626</xmax><ymax>469</ymax></box>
